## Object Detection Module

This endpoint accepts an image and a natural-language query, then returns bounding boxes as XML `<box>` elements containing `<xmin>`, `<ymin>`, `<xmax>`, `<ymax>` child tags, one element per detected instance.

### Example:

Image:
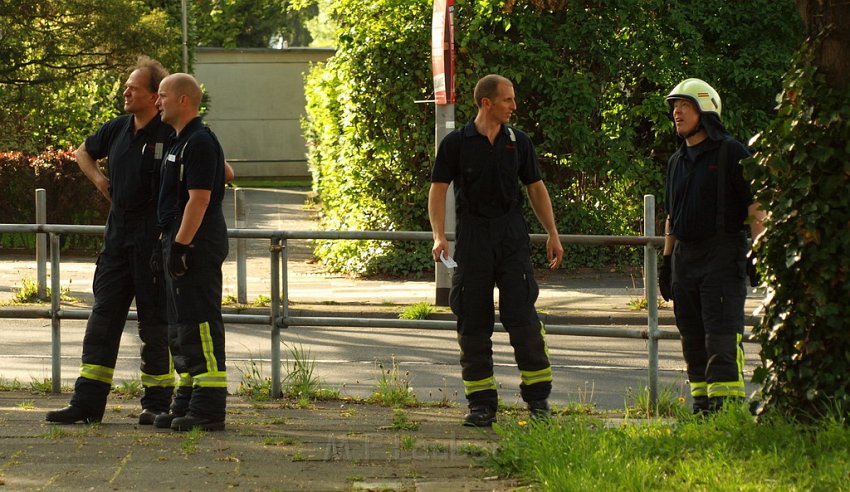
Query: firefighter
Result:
<box><xmin>659</xmin><ymin>78</ymin><xmax>766</xmax><ymax>414</ymax></box>
<box><xmin>46</xmin><ymin>57</ymin><xmax>174</xmax><ymax>425</ymax></box>
<box><xmin>151</xmin><ymin>73</ymin><xmax>230</xmax><ymax>431</ymax></box>
<box><xmin>429</xmin><ymin>74</ymin><xmax>564</xmax><ymax>427</ymax></box>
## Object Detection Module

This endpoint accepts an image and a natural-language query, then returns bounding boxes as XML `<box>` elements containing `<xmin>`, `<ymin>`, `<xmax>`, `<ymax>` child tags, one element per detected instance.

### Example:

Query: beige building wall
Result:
<box><xmin>194</xmin><ymin>47</ymin><xmax>334</xmax><ymax>179</ymax></box>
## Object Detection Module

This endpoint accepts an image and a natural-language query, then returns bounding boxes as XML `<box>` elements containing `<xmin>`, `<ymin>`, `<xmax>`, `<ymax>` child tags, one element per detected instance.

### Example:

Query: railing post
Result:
<box><xmin>36</xmin><ymin>189</ymin><xmax>48</xmax><ymax>300</ymax></box>
<box><xmin>644</xmin><ymin>194</ymin><xmax>659</xmax><ymax>407</ymax></box>
<box><xmin>50</xmin><ymin>232</ymin><xmax>62</xmax><ymax>394</ymax></box>
<box><xmin>235</xmin><ymin>187</ymin><xmax>248</xmax><ymax>304</ymax></box>
<box><xmin>269</xmin><ymin>237</ymin><xmax>282</xmax><ymax>399</ymax></box>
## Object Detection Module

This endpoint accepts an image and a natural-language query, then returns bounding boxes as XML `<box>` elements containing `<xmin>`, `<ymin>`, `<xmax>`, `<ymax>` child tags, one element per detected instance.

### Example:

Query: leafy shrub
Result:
<box><xmin>304</xmin><ymin>0</ymin><xmax>802</xmax><ymax>276</ymax></box>
<box><xmin>0</xmin><ymin>150</ymin><xmax>109</xmax><ymax>251</ymax></box>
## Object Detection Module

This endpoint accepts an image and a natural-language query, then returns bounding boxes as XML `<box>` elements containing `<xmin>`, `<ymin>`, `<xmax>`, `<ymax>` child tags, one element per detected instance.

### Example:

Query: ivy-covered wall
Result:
<box><xmin>304</xmin><ymin>0</ymin><xmax>803</xmax><ymax>276</ymax></box>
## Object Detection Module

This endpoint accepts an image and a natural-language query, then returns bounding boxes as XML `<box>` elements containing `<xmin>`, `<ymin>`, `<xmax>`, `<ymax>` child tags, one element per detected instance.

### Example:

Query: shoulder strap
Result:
<box><xmin>715</xmin><ymin>138</ymin><xmax>731</xmax><ymax>233</ymax></box>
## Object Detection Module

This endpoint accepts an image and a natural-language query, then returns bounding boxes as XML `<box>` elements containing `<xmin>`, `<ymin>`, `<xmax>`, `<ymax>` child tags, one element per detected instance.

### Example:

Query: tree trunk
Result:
<box><xmin>796</xmin><ymin>0</ymin><xmax>850</xmax><ymax>88</ymax></box>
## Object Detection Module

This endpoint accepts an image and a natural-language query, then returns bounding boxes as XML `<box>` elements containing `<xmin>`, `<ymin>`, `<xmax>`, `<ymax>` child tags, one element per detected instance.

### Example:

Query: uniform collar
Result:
<box><xmin>462</xmin><ymin>118</ymin><xmax>510</xmax><ymax>138</ymax></box>
<box><xmin>676</xmin><ymin>136</ymin><xmax>720</xmax><ymax>161</ymax></box>
<box><xmin>175</xmin><ymin>117</ymin><xmax>205</xmax><ymax>141</ymax></box>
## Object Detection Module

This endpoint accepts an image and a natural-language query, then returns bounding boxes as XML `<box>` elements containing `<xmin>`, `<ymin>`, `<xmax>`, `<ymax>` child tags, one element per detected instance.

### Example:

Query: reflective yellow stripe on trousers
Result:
<box><xmin>80</xmin><ymin>364</ymin><xmax>114</xmax><ymax>384</ymax></box>
<box><xmin>463</xmin><ymin>376</ymin><xmax>497</xmax><ymax>396</ymax></box>
<box><xmin>194</xmin><ymin>321</ymin><xmax>227</xmax><ymax>388</ymax></box>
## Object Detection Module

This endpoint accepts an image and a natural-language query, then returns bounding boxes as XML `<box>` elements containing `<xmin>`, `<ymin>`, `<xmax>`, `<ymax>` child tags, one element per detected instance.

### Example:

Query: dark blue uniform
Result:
<box><xmin>431</xmin><ymin>119</ymin><xmax>552</xmax><ymax>411</ymax></box>
<box><xmin>70</xmin><ymin>114</ymin><xmax>174</xmax><ymax>417</ymax></box>
<box><xmin>666</xmin><ymin>136</ymin><xmax>753</xmax><ymax>405</ymax></box>
<box><xmin>157</xmin><ymin>117</ymin><xmax>229</xmax><ymax>421</ymax></box>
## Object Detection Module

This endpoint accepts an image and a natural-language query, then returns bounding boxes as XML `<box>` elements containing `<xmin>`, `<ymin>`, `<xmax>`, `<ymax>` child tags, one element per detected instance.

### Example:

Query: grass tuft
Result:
<box><xmin>398</xmin><ymin>301</ymin><xmax>434</xmax><ymax>320</ymax></box>
<box><xmin>369</xmin><ymin>355</ymin><xmax>417</xmax><ymax>408</ymax></box>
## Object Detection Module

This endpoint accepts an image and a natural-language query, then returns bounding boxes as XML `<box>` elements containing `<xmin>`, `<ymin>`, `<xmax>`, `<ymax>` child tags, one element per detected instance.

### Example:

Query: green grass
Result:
<box><xmin>398</xmin><ymin>301</ymin><xmax>435</xmax><ymax>320</ymax></box>
<box><xmin>8</xmin><ymin>278</ymin><xmax>78</xmax><ymax>304</ymax></box>
<box><xmin>112</xmin><ymin>379</ymin><xmax>143</xmax><ymax>399</ymax></box>
<box><xmin>487</xmin><ymin>404</ymin><xmax>850</xmax><ymax>490</ymax></box>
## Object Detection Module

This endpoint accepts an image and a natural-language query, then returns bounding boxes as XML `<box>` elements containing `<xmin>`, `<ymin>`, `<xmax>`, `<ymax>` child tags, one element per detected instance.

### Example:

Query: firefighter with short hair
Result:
<box><xmin>46</xmin><ymin>57</ymin><xmax>174</xmax><ymax>426</ymax></box>
<box><xmin>429</xmin><ymin>74</ymin><xmax>564</xmax><ymax>427</ymax></box>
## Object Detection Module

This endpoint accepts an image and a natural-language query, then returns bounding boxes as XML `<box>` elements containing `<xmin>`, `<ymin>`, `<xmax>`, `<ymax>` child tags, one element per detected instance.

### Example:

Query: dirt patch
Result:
<box><xmin>0</xmin><ymin>392</ymin><xmax>525</xmax><ymax>491</ymax></box>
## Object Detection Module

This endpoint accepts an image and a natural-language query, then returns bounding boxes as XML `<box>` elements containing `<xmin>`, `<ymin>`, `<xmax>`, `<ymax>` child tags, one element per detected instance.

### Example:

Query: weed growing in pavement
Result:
<box><xmin>426</xmin><ymin>377</ymin><xmax>457</xmax><ymax>408</ymax></box>
<box><xmin>181</xmin><ymin>427</ymin><xmax>205</xmax><ymax>454</ymax></box>
<box><xmin>29</xmin><ymin>378</ymin><xmax>65</xmax><ymax>395</ymax></box>
<box><xmin>222</xmin><ymin>293</ymin><xmax>238</xmax><ymax>305</ymax></box>
<box><xmin>262</xmin><ymin>436</ymin><xmax>300</xmax><ymax>446</ymax></box>
<box><xmin>400</xmin><ymin>435</ymin><xmax>417</xmax><ymax>450</ymax></box>
<box><xmin>457</xmin><ymin>443</ymin><xmax>489</xmax><ymax>457</ymax></box>
<box><xmin>236</xmin><ymin>358</ymin><xmax>274</xmax><ymax>401</ymax></box>
<box><xmin>369</xmin><ymin>355</ymin><xmax>417</xmax><ymax>408</ymax></box>
<box><xmin>398</xmin><ymin>301</ymin><xmax>434</xmax><ymax>320</ymax></box>
<box><xmin>624</xmin><ymin>384</ymin><xmax>688</xmax><ymax>419</ymax></box>
<box><xmin>387</xmin><ymin>408</ymin><xmax>419</xmax><ymax>431</ymax></box>
<box><xmin>112</xmin><ymin>378</ymin><xmax>143</xmax><ymax>399</ymax></box>
<box><xmin>252</xmin><ymin>294</ymin><xmax>272</xmax><ymax>307</ymax></box>
<box><xmin>0</xmin><ymin>378</ymin><xmax>24</xmax><ymax>391</ymax></box>
<box><xmin>10</xmin><ymin>278</ymin><xmax>78</xmax><ymax>304</ymax></box>
<box><xmin>15</xmin><ymin>400</ymin><xmax>34</xmax><ymax>410</ymax></box>
<box><xmin>291</xmin><ymin>452</ymin><xmax>306</xmax><ymax>462</ymax></box>
<box><xmin>282</xmin><ymin>343</ymin><xmax>321</xmax><ymax>399</ymax></box>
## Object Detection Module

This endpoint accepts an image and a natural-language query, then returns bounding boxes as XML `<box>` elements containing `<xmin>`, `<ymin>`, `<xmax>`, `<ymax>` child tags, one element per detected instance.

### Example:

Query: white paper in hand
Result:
<box><xmin>439</xmin><ymin>251</ymin><xmax>458</xmax><ymax>269</ymax></box>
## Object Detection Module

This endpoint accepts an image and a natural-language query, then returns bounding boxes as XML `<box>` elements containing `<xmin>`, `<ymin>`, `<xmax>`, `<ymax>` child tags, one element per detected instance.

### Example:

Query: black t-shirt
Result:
<box><xmin>84</xmin><ymin>114</ymin><xmax>172</xmax><ymax>214</ymax></box>
<box><xmin>666</xmin><ymin>137</ymin><xmax>754</xmax><ymax>242</ymax></box>
<box><xmin>431</xmin><ymin>119</ymin><xmax>542</xmax><ymax>218</ymax></box>
<box><xmin>157</xmin><ymin>117</ymin><xmax>226</xmax><ymax>228</ymax></box>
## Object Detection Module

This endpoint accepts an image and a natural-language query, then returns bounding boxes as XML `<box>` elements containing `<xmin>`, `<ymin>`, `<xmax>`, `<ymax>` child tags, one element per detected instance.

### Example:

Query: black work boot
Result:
<box><xmin>692</xmin><ymin>395</ymin><xmax>711</xmax><ymax>415</ymax></box>
<box><xmin>527</xmin><ymin>399</ymin><xmax>551</xmax><ymax>419</ymax></box>
<box><xmin>138</xmin><ymin>409</ymin><xmax>167</xmax><ymax>425</ymax></box>
<box><xmin>45</xmin><ymin>405</ymin><xmax>103</xmax><ymax>424</ymax></box>
<box><xmin>463</xmin><ymin>405</ymin><xmax>497</xmax><ymax>427</ymax></box>
<box><xmin>170</xmin><ymin>414</ymin><xmax>225</xmax><ymax>432</ymax></box>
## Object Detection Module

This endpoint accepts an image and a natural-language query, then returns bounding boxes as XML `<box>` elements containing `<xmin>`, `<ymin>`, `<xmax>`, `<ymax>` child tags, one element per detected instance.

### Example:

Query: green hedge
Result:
<box><xmin>304</xmin><ymin>0</ymin><xmax>803</xmax><ymax>276</ymax></box>
<box><xmin>0</xmin><ymin>150</ymin><xmax>109</xmax><ymax>251</ymax></box>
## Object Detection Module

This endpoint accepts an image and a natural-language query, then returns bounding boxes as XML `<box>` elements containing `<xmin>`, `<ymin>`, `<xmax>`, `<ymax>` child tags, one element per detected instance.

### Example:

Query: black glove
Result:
<box><xmin>168</xmin><ymin>241</ymin><xmax>193</xmax><ymax>278</ymax></box>
<box><xmin>149</xmin><ymin>240</ymin><xmax>164</xmax><ymax>274</ymax></box>
<box><xmin>659</xmin><ymin>255</ymin><xmax>673</xmax><ymax>302</ymax></box>
<box><xmin>746</xmin><ymin>250</ymin><xmax>760</xmax><ymax>287</ymax></box>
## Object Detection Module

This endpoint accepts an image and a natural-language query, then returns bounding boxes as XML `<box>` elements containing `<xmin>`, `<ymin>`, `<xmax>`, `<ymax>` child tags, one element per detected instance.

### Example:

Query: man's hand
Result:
<box><xmin>432</xmin><ymin>238</ymin><xmax>448</xmax><ymax>263</ymax></box>
<box><xmin>546</xmin><ymin>234</ymin><xmax>564</xmax><ymax>269</ymax></box>
<box><xmin>746</xmin><ymin>250</ymin><xmax>760</xmax><ymax>287</ymax></box>
<box><xmin>149</xmin><ymin>240</ymin><xmax>164</xmax><ymax>274</ymax></box>
<box><xmin>659</xmin><ymin>255</ymin><xmax>673</xmax><ymax>301</ymax></box>
<box><xmin>168</xmin><ymin>241</ymin><xmax>193</xmax><ymax>278</ymax></box>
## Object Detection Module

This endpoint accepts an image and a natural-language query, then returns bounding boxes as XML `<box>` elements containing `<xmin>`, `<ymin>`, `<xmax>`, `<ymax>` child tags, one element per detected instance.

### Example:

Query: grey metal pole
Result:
<box><xmin>644</xmin><ymin>194</ymin><xmax>659</xmax><ymax>407</ymax></box>
<box><xmin>36</xmin><ymin>189</ymin><xmax>47</xmax><ymax>300</ymax></box>
<box><xmin>434</xmin><ymin>103</ymin><xmax>455</xmax><ymax>306</ymax></box>
<box><xmin>181</xmin><ymin>0</ymin><xmax>189</xmax><ymax>73</ymax></box>
<box><xmin>235</xmin><ymin>188</ymin><xmax>248</xmax><ymax>303</ymax></box>
<box><xmin>270</xmin><ymin>237</ymin><xmax>282</xmax><ymax>399</ymax></box>
<box><xmin>50</xmin><ymin>233</ymin><xmax>61</xmax><ymax>394</ymax></box>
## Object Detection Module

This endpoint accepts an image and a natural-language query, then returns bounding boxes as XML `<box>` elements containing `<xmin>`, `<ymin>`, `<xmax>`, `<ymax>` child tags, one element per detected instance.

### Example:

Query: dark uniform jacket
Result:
<box><xmin>665</xmin><ymin>137</ymin><xmax>753</xmax><ymax>242</ymax></box>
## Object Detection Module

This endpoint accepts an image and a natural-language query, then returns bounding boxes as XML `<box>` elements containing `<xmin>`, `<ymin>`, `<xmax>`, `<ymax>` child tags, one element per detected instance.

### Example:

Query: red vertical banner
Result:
<box><xmin>432</xmin><ymin>0</ymin><xmax>455</xmax><ymax>105</ymax></box>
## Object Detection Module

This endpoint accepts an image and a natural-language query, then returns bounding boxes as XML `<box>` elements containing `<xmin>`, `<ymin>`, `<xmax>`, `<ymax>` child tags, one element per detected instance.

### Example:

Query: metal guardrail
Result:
<box><xmin>0</xmin><ymin>194</ymin><xmax>671</xmax><ymax>402</ymax></box>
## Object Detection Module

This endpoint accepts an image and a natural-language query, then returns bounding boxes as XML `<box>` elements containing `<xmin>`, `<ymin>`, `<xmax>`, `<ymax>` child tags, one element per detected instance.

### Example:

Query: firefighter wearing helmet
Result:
<box><xmin>659</xmin><ymin>78</ymin><xmax>766</xmax><ymax>414</ymax></box>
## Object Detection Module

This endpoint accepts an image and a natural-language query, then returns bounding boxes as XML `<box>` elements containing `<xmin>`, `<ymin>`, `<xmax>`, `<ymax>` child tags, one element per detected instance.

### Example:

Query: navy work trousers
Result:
<box><xmin>450</xmin><ymin>212</ymin><xmax>552</xmax><ymax>409</ymax></box>
<box><xmin>162</xmin><ymin>216</ymin><xmax>229</xmax><ymax>421</ymax></box>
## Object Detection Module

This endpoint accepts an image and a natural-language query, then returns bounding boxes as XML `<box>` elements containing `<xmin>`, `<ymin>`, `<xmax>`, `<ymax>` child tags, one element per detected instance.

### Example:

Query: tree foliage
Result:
<box><xmin>303</xmin><ymin>0</ymin><xmax>802</xmax><ymax>275</ymax></box>
<box><xmin>192</xmin><ymin>0</ymin><xmax>315</xmax><ymax>48</ymax></box>
<box><xmin>748</xmin><ymin>5</ymin><xmax>850</xmax><ymax>420</ymax></box>
<box><xmin>0</xmin><ymin>0</ymin><xmax>181</xmax><ymax>152</ymax></box>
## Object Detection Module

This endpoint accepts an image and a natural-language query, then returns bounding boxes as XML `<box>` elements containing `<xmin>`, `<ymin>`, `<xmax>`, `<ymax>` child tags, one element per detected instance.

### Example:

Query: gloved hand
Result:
<box><xmin>168</xmin><ymin>241</ymin><xmax>193</xmax><ymax>278</ymax></box>
<box><xmin>149</xmin><ymin>240</ymin><xmax>164</xmax><ymax>274</ymax></box>
<box><xmin>659</xmin><ymin>255</ymin><xmax>673</xmax><ymax>301</ymax></box>
<box><xmin>746</xmin><ymin>250</ymin><xmax>760</xmax><ymax>287</ymax></box>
